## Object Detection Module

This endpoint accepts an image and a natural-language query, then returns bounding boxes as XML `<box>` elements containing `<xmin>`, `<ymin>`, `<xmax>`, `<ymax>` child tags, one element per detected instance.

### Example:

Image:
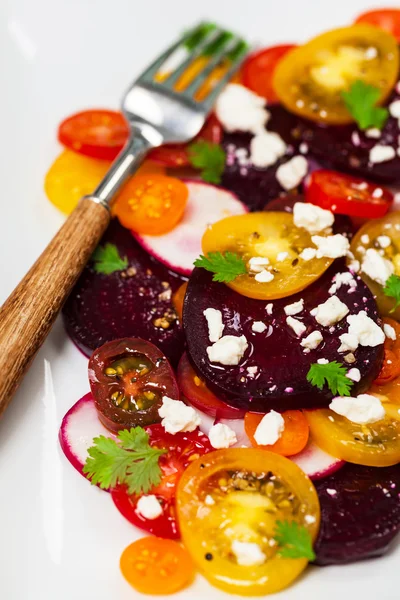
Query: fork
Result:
<box><xmin>0</xmin><ymin>23</ymin><xmax>248</xmax><ymax>417</ymax></box>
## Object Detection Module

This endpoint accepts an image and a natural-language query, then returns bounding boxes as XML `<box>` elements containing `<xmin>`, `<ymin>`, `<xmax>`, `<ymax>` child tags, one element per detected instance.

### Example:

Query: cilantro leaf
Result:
<box><xmin>383</xmin><ymin>274</ymin><xmax>400</xmax><ymax>313</ymax></box>
<box><xmin>83</xmin><ymin>427</ymin><xmax>167</xmax><ymax>495</ymax></box>
<box><xmin>92</xmin><ymin>243</ymin><xmax>128</xmax><ymax>275</ymax></box>
<box><xmin>184</xmin><ymin>22</ymin><xmax>217</xmax><ymax>51</ymax></box>
<box><xmin>275</xmin><ymin>520</ymin><xmax>316</xmax><ymax>561</ymax></box>
<box><xmin>307</xmin><ymin>361</ymin><xmax>353</xmax><ymax>396</ymax></box>
<box><xmin>188</xmin><ymin>141</ymin><xmax>226</xmax><ymax>184</ymax></box>
<box><xmin>342</xmin><ymin>80</ymin><xmax>389</xmax><ymax>130</ymax></box>
<box><xmin>194</xmin><ymin>251</ymin><xmax>247</xmax><ymax>282</ymax></box>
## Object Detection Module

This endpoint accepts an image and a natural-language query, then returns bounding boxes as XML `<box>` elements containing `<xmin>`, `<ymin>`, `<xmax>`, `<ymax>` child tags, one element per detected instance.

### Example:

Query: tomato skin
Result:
<box><xmin>242</xmin><ymin>45</ymin><xmax>296</xmax><ymax>102</ymax></box>
<box><xmin>177</xmin><ymin>353</ymin><xmax>245</xmax><ymax>419</ymax></box>
<box><xmin>307</xmin><ymin>170</ymin><xmax>393</xmax><ymax>219</ymax></box>
<box><xmin>355</xmin><ymin>9</ymin><xmax>400</xmax><ymax>42</ymax></box>
<box><xmin>171</xmin><ymin>282</ymin><xmax>188</xmax><ymax>322</ymax></box>
<box><xmin>244</xmin><ymin>410</ymin><xmax>309</xmax><ymax>456</ymax></box>
<box><xmin>374</xmin><ymin>319</ymin><xmax>400</xmax><ymax>385</ymax></box>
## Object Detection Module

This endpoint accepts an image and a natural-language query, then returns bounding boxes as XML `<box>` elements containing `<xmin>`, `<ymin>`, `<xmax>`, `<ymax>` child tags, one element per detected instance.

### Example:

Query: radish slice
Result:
<box><xmin>134</xmin><ymin>180</ymin><xmax>247</xmax><ymax>276</ymax></box>
<box><xmin>291</xmin><ymin>440</ymin><xmax>345</xmax><ymax>480</ymax></box>
<box><xmin>59</xmin><ymin>392</ymin><xmax>115</xmax><ymax>478</ymax></box>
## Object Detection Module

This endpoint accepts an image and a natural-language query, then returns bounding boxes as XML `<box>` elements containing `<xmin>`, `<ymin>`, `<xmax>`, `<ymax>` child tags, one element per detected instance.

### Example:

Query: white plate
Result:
<box><xmin>0</xmin><ymin>1</ymin><xmax>399</xmax><ymax>598</ymax></box>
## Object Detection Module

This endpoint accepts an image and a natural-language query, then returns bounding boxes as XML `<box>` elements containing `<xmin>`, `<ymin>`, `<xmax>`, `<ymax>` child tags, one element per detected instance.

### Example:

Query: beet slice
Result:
<box><xmin>63</xmin><ymin>219</ymin><xmax>186</xmax><ymax>366</ymax></box>
<box><xmin>183</xmin><ymin>264</ymin><xmax>383</xmax><ymax>412</ymax></box>
<box><xmin>314</xmin><ymin>462</ymin><xmax>400</xmax><ymax>565</ymax></box>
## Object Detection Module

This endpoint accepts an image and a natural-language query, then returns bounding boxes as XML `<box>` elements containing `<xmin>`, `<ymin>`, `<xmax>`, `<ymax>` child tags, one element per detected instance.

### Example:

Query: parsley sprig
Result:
<box><xmin>275</xmin><ymin>520</ymin><xmax>316</xmax><ymax>561</ymax></box>
<box><xmin>342</xmin><ymin>80</ymin><xmax>389</xmax><ymax>130</ymax></box>
<box><xmin>307</xmin><ymin>361</ymin><xmax>353</xmax><ymax>396</ymax></box>
<box><xmin>83</xmin><ymin>427</ymin><xmax>167</xmax><ymax>495</ymax></box>
<box><xmin>188</xmin><ymin>141</ymin><xmax>226</xmax><ymax>184</ymax></box>
<box><xmin>194</xmin><ymin>251</ymin><xmax>247</xmax><ymax>282</ymax></box>
<box><xmin>92</xmin><ymin>243</ymin><xmax>128</xmax><ymax>275</ymax></box>
<box><xmin>383</xmin><ymin>274</ymin><xmax>400</xmax><ymax>313</ymax></box>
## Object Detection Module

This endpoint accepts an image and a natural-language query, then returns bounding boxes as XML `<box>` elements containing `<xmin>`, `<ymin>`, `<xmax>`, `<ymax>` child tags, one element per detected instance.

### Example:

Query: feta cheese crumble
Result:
<box><xmin>347</xmin><ymin>311</ymin><xmax>385</xmax><ymax>347</ymax></box>
<box><xmin>215</xmin><ymin>84</ymin><xmax>269</xmax><ymax>134</ymax></box>
<box><xmin>254</xmin><ymin>410</ymin><xmax>285</xmax><ymax>445</ymax></box>
<box><xmin>313</xmin><ymin>296</ymin><xmax>349</xmax><ymax>327</ymax></box>
<box><xmin>252</xmin><ymin>321</ymin><xmax>267</xmax><ymax>333</ymax></box>
<box><xmin>299</xmin><ymin>247</ymin><xmax>317</xmax><ymax>261</ymax></box>
<box><xmin>346</xmin><ymin>368</ymin><xmax>361</xmax><ymax>382</ymax></box>
<box><xmin>277</xmin><ymin>251</ymin><xmax>289</xmax><ymax>262</ymax></box>
<box><xmin>311</xmin><ymin>234</ymin><xmax>350</xmax><ymax>259</ymax></box>
<box><xmin>266</xmin><ymin>303</ymin><xmax>273</xmax><ymax>315</ymax></box>
<box><xmin>276</xmin><ymin>156</ymin><xmax>308</xmax><ymax>191</ymax></box>
<box><xmin>369</xmin><ymin>145</ymin><xmax>396</xmax><ymax>164</ymax></box>
<box><xmin>250</xmin><ymin>131</ymin><xmax>287</xmax><ymax>168</ymax></box>
<box><xmin>384</xmin><ymin>323</ymin><xmax>397</xmax><ymax>340</ymax></box>
<box><xmin>300</xmin><ymin>330</ymin><xmax>323</xmax><ymax>351</ymax></box>
<box><xmin>376</xmin><ymin>235</ymin><xmax>391</xmax><ymax>248</ymax></box>
<box><xmin>208</xmin><ymin>423</ymin><xmax>237</xmax><ymax>449</ymax></box>
<box><xmin>286</xmin><ymin>316</ymin><xmax>306</xmax><ymax>337</ymax></box>
<box><xmin>231</xmin><ymin>541</ymin><xmax>266</xmax><ymax>566</ymax></box>
<box><xmin>338</xmin><ymin>332</ymin><xmax>359</xmax><ymax>353</ymax></box>
<box><xmin>207</xmin><ymin>335</ymin><xmax>248</xmax><ymax>365</ymax></box>
<box><xmin>159</xmin><ymin>397</ymin><xmax>201</xmax><ymax>434</ymax></box>
<box><xmin>293</xmin><ymin>202</ymin><xmax>334</xmax><ymax>234</ymax></box>
<box><xmin>328</xmin><ymin>272</ymin><xmax>357</xmax><ymax>294</ymax></box>
<box><xmin>255</xmin><ymin>269</ymin><xmax>274</xmax><ymax>283</ymax></box>
<box><xmin>330</xmin><ymin>394</ymin><xmax>385</xmax><ymax>424</ymax></box>
<box><xmin>365</xmin><ymin>128</ymin><xmax>381</xmax><ymax>139</ymax></box>
<box><xmin>203</xmin><ymin>308</ymin><xmax>224</xmax><ymax>343</ymax></box>
<box><xmin>136</xmin><ymin>495</ymin><xmax>163</xmax><ymax>520</ymax></box>
<box><xmin>389</xmin><ymin>99</ymin><xmax>400</xmax><ymax>118</ymax></box>
<box><xmin>248</xmin><ymin>256</ymin><xmax>270</xmax><ymax>273</ymax></box>
<box><xmin>284</xmin><ymin>299</ymin><xmax>304</xmax><ymax>316</ymax></box>
<box><xmin>361</xmin><ymin>248</ymin><xmax>394</xmax><ymax>285</ymax></box>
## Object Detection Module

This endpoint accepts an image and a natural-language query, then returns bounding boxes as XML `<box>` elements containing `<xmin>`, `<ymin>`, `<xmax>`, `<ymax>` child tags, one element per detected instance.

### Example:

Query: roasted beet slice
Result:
<box><xmin>314</xmin><ymin>462</ymin><xmax>400</xmax><ymax>565</ymax></box>
<box><xmin>183</xmin><ymin>265</ymin><xmax>383</xmax><ymax>412</ymax></box>
<box><xmin>63</xmin><ymin>219</ymin><xmax>186</xmax><ymax>366</ymax></box>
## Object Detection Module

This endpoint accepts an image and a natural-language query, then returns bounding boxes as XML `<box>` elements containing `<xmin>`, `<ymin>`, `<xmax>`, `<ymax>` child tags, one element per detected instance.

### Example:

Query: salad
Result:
<box><xmin>46</xmin><ymin>10</ymin><xmax>400</xmax><ymax>597</ymax></box>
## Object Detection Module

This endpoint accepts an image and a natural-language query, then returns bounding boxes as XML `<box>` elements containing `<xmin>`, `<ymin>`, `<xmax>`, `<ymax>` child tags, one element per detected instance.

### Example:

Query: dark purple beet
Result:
<box><xmin>314</xmin><ymin>463</ymin><xmax>400</xmax><ymax>565</ymax></box>
<box><xmin>62</xmin><ymin>219</ymin><xmax>186</xmax><ymax>367</ymax></box>
<box><xmin>183</xmin><ymin>264</ymin><xmax>383</xmax><ymax>412</ymax></box>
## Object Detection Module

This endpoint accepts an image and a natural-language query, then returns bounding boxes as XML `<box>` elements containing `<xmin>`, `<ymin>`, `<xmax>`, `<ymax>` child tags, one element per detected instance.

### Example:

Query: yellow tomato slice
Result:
<box><xmin>176</xmin><ymin>449</ymin><xmax>320</xmax><ymax>596</ymax></box>
<box><xmin>348</xmin><ymin>211</ymin><xmax>400</xmax><ymax>319</ymax></box>
<box><xmin>306</xmin><ymin>401</ymin><xmax>400</xmax><ymax>467</ymax></box>
<box><xmin>273</xmin><ymin>25</ymin><xmax>399</xmax><ymax>124</ymax></box>
<box><xmin>201</xmin><ymin>212</ymin><xmax>333</xmax><ymax>300</ymax></box>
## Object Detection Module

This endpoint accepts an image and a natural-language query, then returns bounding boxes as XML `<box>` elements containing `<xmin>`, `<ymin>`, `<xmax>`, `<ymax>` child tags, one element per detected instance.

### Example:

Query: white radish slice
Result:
<box><xmin>59</xmin><ymin>392</ymin><xmax>115</xmax><ymax>478</ymax></box>
<box><xmin>291</xmin><ymin>440</ymin><xmax>345</xmax><ymax>480</ymax></box>
<box><xmin>134</xmin><ymin>180</ymin><xmax>247</xmax><ymax>276</ymax></box>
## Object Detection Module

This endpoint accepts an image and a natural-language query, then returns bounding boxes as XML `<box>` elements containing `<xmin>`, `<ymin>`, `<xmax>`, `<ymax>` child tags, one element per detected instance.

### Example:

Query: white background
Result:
<box><xmin>0</xmin><ymin>1</ymin><xmax>399</xmax><ymax>598</ymax></box>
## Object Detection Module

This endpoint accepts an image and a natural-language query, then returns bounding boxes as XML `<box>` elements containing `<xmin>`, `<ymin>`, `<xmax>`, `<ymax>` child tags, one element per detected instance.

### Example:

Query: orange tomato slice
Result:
<box><xmin>114</xmin><ymin>174</ymin><xmax>188</xmax><ymax>235</ymax></box>
<box><xmin>120</xmin><ymin>537</ymin><xmax>194</xmax><ymax>595</ymax></box>
<box><xmin>244</xmin><ymin>410</ymin><xmax>309</xmax><ymax>456</ymax></box>
<box><xmin>172</xmin><ymin>282</ymin><xmax>188</xmax><ymax>321</ymax></box>
<box><xmin>373</xmin><ymin>318</ymin><xmax>400</xmax><ymax>385</ymax></box>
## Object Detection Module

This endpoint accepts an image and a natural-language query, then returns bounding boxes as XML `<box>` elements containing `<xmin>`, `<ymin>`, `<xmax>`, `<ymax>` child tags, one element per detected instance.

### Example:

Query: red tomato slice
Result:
<box><xmin>306</xmin><ymin>170</ymin><xmax>393</xmax><ymax>219</ymax></box>
<box><xmin>177</xmin><ymin>353</ymin><xmax>245</xmax><ymax>419</ymax></box>
<box><xmin>111</xmin><ymin>424</ymin><xmax>212</xmax><ymax>539</ymax></box>
<box><xmin>355</xmin><ymin>9</ymin><xmax>400</xmax><ymax>42</ymax></box>
<box><xmin>58</xmin><ymin>109</ymin><xmax>129</xmax><ymax>160</ymax></box>
<box><xmin>149</xmin><ymin>114</ymin><xmax>222</xmax><ymax>167</ymax></box>
<box><xmin>242</xmin><ymin>45</ymin><xmax>296</xmax><ymax>103</ymax></box>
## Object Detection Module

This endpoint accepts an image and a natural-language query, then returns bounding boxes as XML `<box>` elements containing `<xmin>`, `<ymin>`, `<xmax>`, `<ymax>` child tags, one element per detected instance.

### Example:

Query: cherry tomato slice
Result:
<box><xmin>88</xmin><ymin>338</ymin><xmax>179</xmax><ymax>433</ymax></box>
<box><xmin>111</xmin><ymin>424</ymin><xmax>212</xmax><ymax>539</ymax></box>
<box><xmin>244</xmin><ymin>410</ymin><xmax>309</xmax><ymax>456</ymax></box>
<box><xmin>307</xmin><ymin>170</ymin><xmax>393</xmax><ymax>219</ymax></box>
<box><xmin>201</xmin><ymin>212</ymin><xmax>333</xmax><ymax>300</ymax></box>
<box><xmin>273</xmin><ymin>25</ymin><xmax>399</xmax><ymax>124</ymax></box>
<box><xmin>242</xmin><ymin>45</ymin><xmax>296</xmax><ymax>102</ymax></box>
<box><xmin>373</xmin><ymin>318</ymin><xmax>400</xmax><ymax>385</ymax></box>
<box><xmin>355</xmin><ymin>9</ymin><xmax>400</xmax><ymax>42</ymax></box>
<box><xmin>171</xmin><ymin>282</ymin><xmax>188</xmax><ymax>321</ymax></box>
<box><xmin>120</xmin><ymin>537</ymin><xmax>194</xmax><ymax>595</ymax></box>
<box><xmin>177</xmin><ymin>353</ymin><xmax>245</xmax><ymax>419</ymax></box>
<box><xmin>176</xmin><ymin>449</ymin><xmax>320</xmax><ymax>596</ymax></box>
<box><xmin>58</xmin><ymin>109</ymin><xmax>129</xmax><ymax>161</ymax></box>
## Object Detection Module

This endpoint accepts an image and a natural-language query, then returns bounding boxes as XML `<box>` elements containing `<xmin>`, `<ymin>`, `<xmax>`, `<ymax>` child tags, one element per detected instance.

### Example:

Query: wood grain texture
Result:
<box><xmin>0</xmin><ymin>197</ymin><xmax>110</xmax><ymax>417</ymax></box>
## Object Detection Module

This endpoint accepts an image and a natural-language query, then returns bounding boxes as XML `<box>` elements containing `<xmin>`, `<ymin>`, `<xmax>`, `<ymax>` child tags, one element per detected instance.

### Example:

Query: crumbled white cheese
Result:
<box><xmin>266</xmin><ymin>303</ymin><xmax>273</xmax><ymax>315</ymax></box>
<box><xmin>203</xmin><ymin>308</ymin><xmax>224</xmax><ymax>343</ymax></box>
<box><xmin>372</xmin><ymin>188</ymin><xmax>383</xmax><ymax>199</ymax></box>
<box><xmin>365</xmin><ymin>128</ymin><xmax>381</xmax><ymax>139</ymax></box>
<box><xmin>311</xmin><ymin>234</ymin><xmax>350</xmax><ymax>259</ymax></box>
<box><xmin>247</xmin><ymin>366</ymin><xmax>258</xmax><ymax>378</ymax></box>
<box><xmin>284</xmin><ymin>299</ymin><xmax>304</xmax><ymax>316</ymax></box>
<box><xmin>254</xmin><ymin>410</ymin><xmax>285</xmax><ymax>445</ymax></box>
<box><xmin>330</xmin><ymin>394</ymin><xmax>385</xmax><ymax>424</ymax></box>
<box><xmin>313</xmin><ymin>296</ymin><xmax>349</xmax><ymax>327</ymax></box>
<box><xmin>136</xmin><ymin>495</ymin><xmax>163</xmax><ymax>520</ymax></box>
<box><xmin>389</xmin><ymin>99</ymin><xmax>400</xmax><ymax>118</ymax></box>
<box><xmin>208</xmin><ymin>423</ymin><xmax>237</xmax><ymax>449</ymax></box>
<box><xmin>207</xmin><ymin>335</ymin><xmax>248</xmax><ymax>365</ymax></box>
<box><xmin>338</xmin><ymin>332</ymin><xmax>359</xmax><ymax>353</ymax></box>
<box><xmin>205</xmin><ymin>495</ymin><xmax>215</xmax><ymax>506</ymax></box>
<box><xmin>300</xmin><ymin>142</ymin><xmax>308</xmax><ymax>154</ymax></box>
<box><xmin>299</xmin><ymin>247</ymin><xmax>317</xmax><ymax>261</ymax></box>
<box><xmin>365</xmin><ymin>46</ymin><xmax>378</xmax><ymax>60</ymax></box>
<box><xmin>317</xmin><ymin>358</ymin><xmax>329</xmax><ymax>364</ymax></box>
<box><xmin>286</xmin><ymin>316</ymin><xmax>306</xmax><ymax>337</ymax></box>
<box><xmin>252</xmin><ymin>321</ymin><xmax>267</xmax><ymax>333</ymax></box>
<box><xmin>250</xmin><ymin>131</ymin><xmax>287</xmax><ymax>168</ymax></box>
<box><xmin>361</xmin><ymin>248</ymin><xmax>394</xmax><ymax>285</ymax></box>
<box><xmin>384</xmin><ymin>323</ymin><xmax>397</xmax><ymax>340</ymax></box>
<box><xmin>369</xmin><ymin>145</ymin><xmax>396</xmax><ymax>164</ymax></box>
<box><xmin>215</xmin><ymin>83</ymin><xmax>269</xmax><ymax>134</ymax></box>
<box><xmin>348</xmin><ymin>259</ymin><xmax>360</xmax><ymax>273</ymax></box>
<box><xmin>248</xmin><ymin>256</ymin><xmax>270</xmax><ymax>273</ymax></box>
<box><xmin>376</xmin><ymin>235</ymin><xmax>392</xmax><ymax>249</ymax></box>
<box><xmin>293</xmin><ymin>202</ymin><xmax>334</xmax><ymax>234</ymax></box>
<box><xmin>300</xmin><ymin>330</ymin><xmax>323</xmax><ymax>350</ymax></box>
<box><xmin>276</xmin><ymin>156</ymin><xmax>308</xmax><ymax>191</ymax></box>
<box><xmin>347</xmin><ymin>311</ymin><xmax>385</xmax><ymax>347</ymax></box>
<box><xmin>231</xmin><ymin>540</ymin><xmax>266</xmax><ymax>566</ymax></box>
<box><xmin>277</xmin><ymin>251</ymin><xmax>289</xmax><ymax>262</ymax></box>
<box><xmin>346</xmin><ymin>368</ymin><xmax>361</xmax><ymax>382</ymax></box>
<box><xmin>329</xmin><ymin>272</ymin><xmax>357</xmax><ymax>294</ymax></box>
<box><xmin>360</xmin><ymin>234</ymin><xmax>370</xmax><ymax>244</ymax></box>
<box><xmin>159</xmin><ymin>397</ymin><xmax>201</xmax><ymax>434</ymax></box>
<box><xmin>255</xmin><ymin>269</ymin><xmax>274</xmax><ymax>283</ymax></box>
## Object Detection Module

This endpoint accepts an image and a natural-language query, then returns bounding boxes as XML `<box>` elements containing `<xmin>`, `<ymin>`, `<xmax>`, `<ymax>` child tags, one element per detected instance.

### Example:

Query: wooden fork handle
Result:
<box><xmin>0</xmin><ymin>198</ymin><xmax>110</xmax><ymax>417</ymax></box>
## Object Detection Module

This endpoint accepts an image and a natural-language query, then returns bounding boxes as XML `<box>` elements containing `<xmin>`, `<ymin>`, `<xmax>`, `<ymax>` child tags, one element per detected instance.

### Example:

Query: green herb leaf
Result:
<box><xmin>383</xmin><ymin>274</ymin><xmax>400</xmax><ymax>313</ymax></box>
<box><xmin>183</xmin><ymin>22</ymin><xmax>217</xmax><ymax>51</ymax></box>
<box><xmin>342</xmin><ymin>80</ymin><xmax>389</xmax><ymax>130</ymax></box>
<box><xmin>92</xmin><ymin>243</ymin><xmax>128</xmax><ymax>274</ymax></box>
<box><xmin>194</xmin><ymin>251</ymin><xmax>247</xmax><ymax>283</ymax></box>
<box><xmin>83</xmin><ymin>427</ymin><xmax>167</xmax><ymax>495</ymax></box>
<box><xmin>275</xmin><ymin>520</ymin><xmax>316</xmax><ymax>561</ymax></box>
<box><xmin>307</xmin><ymin>361</ymin><xmax>353</xmax><ymax>396</ymax></box>
<box><xmin>188</xmin><ymin>141</ymin><xmax>226</xmax><ymax>184</ymax></box>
